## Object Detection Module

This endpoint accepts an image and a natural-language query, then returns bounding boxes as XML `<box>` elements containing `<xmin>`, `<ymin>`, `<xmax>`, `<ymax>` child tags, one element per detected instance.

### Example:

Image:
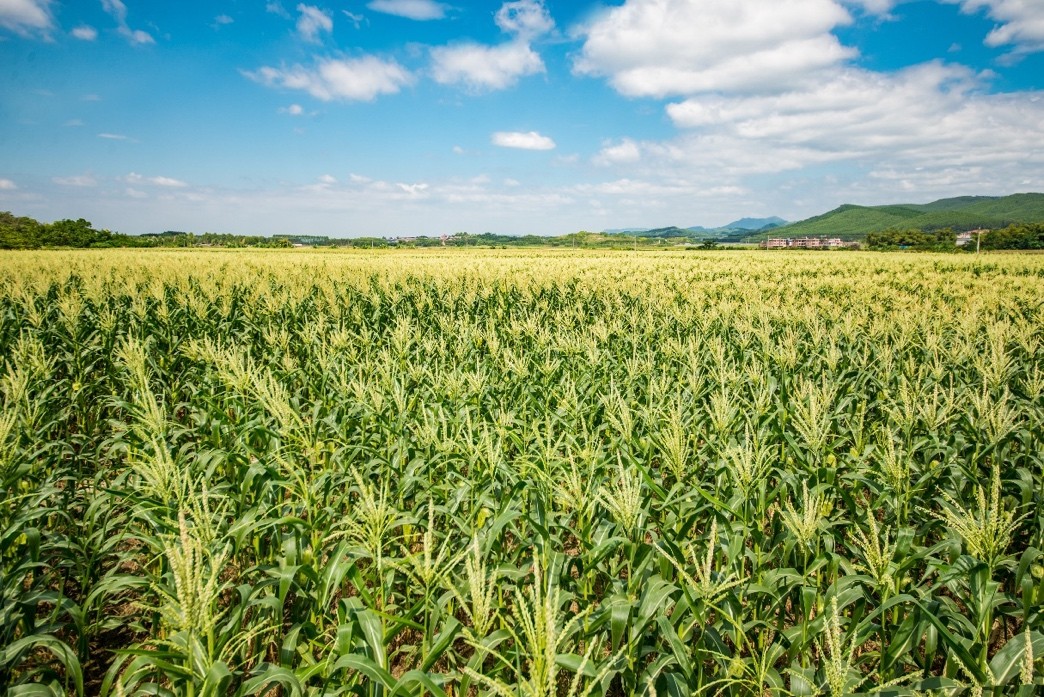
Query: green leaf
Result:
<box><xmin>989</xmin><ymin>630</ymin><xmax>1044</xmax><ymax>686</ymax></box>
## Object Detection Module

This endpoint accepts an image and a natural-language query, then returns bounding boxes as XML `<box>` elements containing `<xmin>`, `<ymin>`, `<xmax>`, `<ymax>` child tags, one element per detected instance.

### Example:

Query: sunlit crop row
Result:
<box><xmin>1</xmin><ymin>248</ymin><xmax>1042</xmax><ymax>696</ymax></box>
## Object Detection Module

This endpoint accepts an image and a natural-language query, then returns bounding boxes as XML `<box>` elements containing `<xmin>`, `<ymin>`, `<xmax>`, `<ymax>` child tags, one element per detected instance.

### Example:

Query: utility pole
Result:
<box><xmin>976</xmin><ymin>229</ymin><xmax>982</xmax><ymax>254</ymax></box>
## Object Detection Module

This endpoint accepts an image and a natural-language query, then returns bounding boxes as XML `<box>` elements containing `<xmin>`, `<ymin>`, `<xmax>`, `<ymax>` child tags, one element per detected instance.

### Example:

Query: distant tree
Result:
<box><xmin>43</xmin><ymin>218</ymin><xmax>98</xmax><ymax>247</ymax></box>
<box><xmin>0</xmin><ymin>211</ymin><xmax>44</xmax><ymax>249</ymax></box>
<box><xmin>866</xmin><ymin>227</ymin><xmax>955</xmax><ymax>251</ymax></box>
<box><xmin>351</xmin><ymin>236</ymin><xmax>389</xmax><ymax>248</ymax></box>
<box><xmin>979</xmin><ymin>223</ymin><xmax>1044</xmax><ymax>250</ymax></box>
<box><xmin>449</xmin><ymin>232</ymin><xmax>476</xmax><ymax>246</ymax></box>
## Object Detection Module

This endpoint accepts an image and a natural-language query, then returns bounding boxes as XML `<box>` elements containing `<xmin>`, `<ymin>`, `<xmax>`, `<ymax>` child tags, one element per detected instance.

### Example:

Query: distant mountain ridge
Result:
<box><xmin>601</xmin><ymin>193</ymin><xmax>1044</xmax><ymax>243</ymax></box>
<box><xmin>755</xmin><ymin>193</ymin><xmax>1044</xmax><ymax>241</ymax></box>
<box><xmin>604</xmin><ymin>216</ymin><xmax>788</xmax><ymax>241</ymax></box>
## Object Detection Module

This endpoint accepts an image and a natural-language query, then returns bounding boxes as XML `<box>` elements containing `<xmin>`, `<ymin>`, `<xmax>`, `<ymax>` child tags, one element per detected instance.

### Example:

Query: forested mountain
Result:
<box><xmin>756</xmin><ymin>193</ymin><xmax>1044</xmax><ymax>240</ymax></box>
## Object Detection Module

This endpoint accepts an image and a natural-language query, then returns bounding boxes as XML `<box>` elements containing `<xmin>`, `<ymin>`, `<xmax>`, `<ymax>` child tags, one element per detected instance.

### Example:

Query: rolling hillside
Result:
<box><xmin>752</xmin><ymin>193</ymin><xmax>1044</xmax><ymax>241</ymax></box>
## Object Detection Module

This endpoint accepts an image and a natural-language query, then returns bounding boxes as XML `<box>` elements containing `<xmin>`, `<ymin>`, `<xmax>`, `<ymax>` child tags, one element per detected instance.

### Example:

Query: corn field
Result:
<box><xmin>1</xmin><ymin>248</ymin><xmax>1043</xmax><ymax>696</ymax></box>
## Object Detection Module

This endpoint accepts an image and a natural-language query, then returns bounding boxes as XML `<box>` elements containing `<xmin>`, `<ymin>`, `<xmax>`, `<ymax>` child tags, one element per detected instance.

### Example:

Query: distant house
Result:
<box><xmin>956</xmin><ymin>229</ymin><xmax>988</xmax><ymax>246</ymax></box>
<box><xmin>759</xmin><ymin>236</ymin><xmax>846</xmax><ymax>249</ymax></box>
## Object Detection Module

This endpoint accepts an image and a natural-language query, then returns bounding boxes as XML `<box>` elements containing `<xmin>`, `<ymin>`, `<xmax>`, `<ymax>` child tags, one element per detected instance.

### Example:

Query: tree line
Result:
<box><xmin>0</xmin><ymin>213</ymin><xmax>296</xmax><ymax>250</ymax></box>
<box><xmin>5</xmin><ymin>210</ymin><xmax>1043</xmax><ymax>252</ymax></box>
<box><xmin>866</xmin><ymin>223</ymin><xmax>1044</xmax><ymax>251</ymax></box>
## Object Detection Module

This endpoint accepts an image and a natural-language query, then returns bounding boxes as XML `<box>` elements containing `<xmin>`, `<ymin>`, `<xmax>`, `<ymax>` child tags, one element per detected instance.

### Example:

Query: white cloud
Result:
<box><xmin>247</xmin><ymin>56</ymin><xmax>414</xmax><ymax>101</ymax></box>
<box><xmin>593</xmin><ymin>138</ymin><xmax>641</xmax><ymax>166</ymax></box>
<box><xmin>842</xmin><ymin>0</ymin><xmax>895</xmax><ymax>15</ymax></box>
<box><xmin>429</xmin><ymin>0</ymin><xmax>552</xmax><ymax>91</ymax></box>
<box><xmin>318</xmin><ymin>173</ymin><xmax>337</xmax><ymax>184</ymax></box>
<box><xmin>71</xmin><ymin>24</ymin><xmax>98</xmax><ymax>40</ymax></box>
<box><xmin>0</xmin><ymin>178</ymin><xmax>17</xmax><ymax>190</ymax></box>
<box><xmin>0</xmin><ymin>0</ymin><xmax>52</xmax><ymax>36</ymax></box>
<box><xmin>581</xmin><ymin>61</ymin><xmax>1044</xmax><ymax>214</ymax></box>
<box><xmin>151</xmin><ymin>176</ymin><xmax>188</xmax><ymax>187</ymax></box>
<box><xmin>124</xmin><ymin>187</ymin><xmax>147</xmax><ymax>198</ymax></box>
<box><xmin>367</xmin><ymin>0</ymin><xmax>447</xmax><ymax>21</ymax></box>
<box><xmin>284</xmin><ymin>103</ymin><xmax>304</xmax><ymax>115</ymax></box>
<box><xmin>662</xmin><ymin>62</ymin><xmax>1024</xmax><ymax>164</ymax></box>
<box><xmin>125</xmin><ymin>172</ymin><xmax>188</xmax><ymax>187</ymax></box>
<box><xmin>397</xmin><ymin>182</ymin><xmax>430</xmax><ymax>195</ymax></box>
<box><xmin>98</xmin><ymin>132</ymin><xmax>131</xmax><ymax>140</ymax></box>
<box><xmin>495</xmin><ymin>0</ymin><xmax>554</xmax><ymax>37</ymax></box>
<box><xmin>213</xmin><ymin>14</ymin><xmax>234</xmax><ymax>26</ymax></box>
<box><xmin>296</xmin><ymin>4</ymin><xmax>332</xmax><ymax>43</ymax></box>
<box><xmin>946</xmin><ymin>0</ymin><xmax>1044</xmax><ymax>53</ymax></box>
<box><xmin>431</xmin><ymin>40</ymin><xmax>544</xmax><ymax>90</ymax></box>
<box><xmin>266</xmin><ymin>1</ymin><xmax>290</xmax><ymax>18</ymax></box>
<box><xmin>574</xmin><ymin>0</ymin><xmax>854</xmax><ymax>98</ymax></box>
<box><xmin>53</xmin><ymin>174</ymin><xmax>98</xmax><ymax>186</ymax></box>
<box><xmin>492</xmin><ymin>130</ymin><xmax>556</xmax><ymax>150</ymax></box>
<box><xmin>101</xmin><ymin>0</ymin><xmax>155</xmax><ymax>45</ymax></box>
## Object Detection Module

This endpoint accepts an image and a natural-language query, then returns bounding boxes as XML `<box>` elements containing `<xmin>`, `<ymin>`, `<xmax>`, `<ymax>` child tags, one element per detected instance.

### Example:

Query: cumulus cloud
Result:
<box><xmin>494</xmin><ymin>0</ymin><xmax>554</xmax><ymax>37</ymax></box>
<box><xmin>430</xmin><ymin>0</ymin><xmax>552</xmax><ymax>91</ymax></box>
<box><xmin>431</xmin><ymin>41</ymin><xmax>544</xmax><ymax>90</ymax></box>
<box><xmin>0</xmin><ymin>178</ymin><xmax>17</xmax><ymax>190</ymax></box>
<box><xmin>663</xmin><ymin>62</ymin><xmax>1044</xmax><ymax>171</ymax></box>
<box><xmin>296</xmin><ymin>4</ymin><xmax>332</xmax><ymax>43</ymax></box>
<box><xmin>491</xmin><ymin>130</ymin><xmax>556</xmax><ymax>150</ymax></box>
<box><xmin>367</xmin><ymin>0</ymin><xmax>447</xmax><ymax>21</ymax></box>
<box><xmin>0</xmin><ymin>0</ymin><xmax>52</xmax><ymax>36</ymax></box>
<box><xmin>574</xmin><ymin>0</ymin><xmax>854</xmax><ymax>98</ymax></box>
<box><xmin>282</xmin><ymin>103</ymin><xmax>304</xmax><ymax>115</ymax></box>
<box><xmin>53</xmin><ymin>174</ymin><xmax>98</xmax><ymax>187</ymax></box>
<box><xmin>126</xmin><ymin>172</ymin><xmax>188</xmax><ymax>187</ymax></box>
<box><xmin>266</xmin><ymin>1</ymin><xmax>290</xmax><ymax>18</ymax></box>
<box><xmin>593</xmin><ymin>138</ymin><xmax>641</xmax><ymax>166</ymax></box>
<box><xmin>71</xmin><ymin>25</ymin><xmax>98</xmax><ymax>40</ymax></box>
<box><xmin>396</xmin><ymin>182</ymin><xmax>430</xmax><ymax>195</ymax></box>
<box><xmin>946</xmin><ymin>0</ymin><xmax>1044</xmax><ymax>53</ymax></box>
<box><xmin>589</xmin><ymin>62</ymin><xmax>1044</xmax><ymax>206</ymax></box>
<box><xmin>842</xmin><ymin>0</ymin><xmax>896</xmax><ymax>15</ymax></box>
<box><xmin>213</xmin><ymin>14</ymin><xmax>234</xmax><ymax>26</ymax></box>
<box><xmin>246</xmin><ymin>56</ymin><xmax>414</xmax><ymax>101</ymax></box>
<box><xmin>101</xmin><ymin>0</ymin><xmax>155</xmax><ymax>45</ymax></box>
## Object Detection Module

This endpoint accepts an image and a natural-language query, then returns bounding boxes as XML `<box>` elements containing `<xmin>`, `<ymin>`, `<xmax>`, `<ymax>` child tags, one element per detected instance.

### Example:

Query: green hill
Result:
<box><xmin>907</xmin><ymin>196</ymin><xmax>997</xmax><ymax>212</ymax></box>
<box><xmin>752</xmin><ymin>193</ymin><xmax>1044</xmax><ymax>241</ymax></box>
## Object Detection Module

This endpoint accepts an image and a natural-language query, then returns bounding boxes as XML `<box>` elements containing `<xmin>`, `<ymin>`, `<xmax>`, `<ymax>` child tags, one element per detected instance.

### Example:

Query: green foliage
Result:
<box><xmin>866</xmin><ymin>227</ymin><xmax>957</xmax><ymax>250</ymax></box>
<box><xmin>0</xmin><ymin>211</ymin><xmax>45</xmax><ymax>249</ymax></box>
<box><xmin>979</xmin><ymin>223</ymin><xmax>1044</xmax><ymax>251</ymax></box>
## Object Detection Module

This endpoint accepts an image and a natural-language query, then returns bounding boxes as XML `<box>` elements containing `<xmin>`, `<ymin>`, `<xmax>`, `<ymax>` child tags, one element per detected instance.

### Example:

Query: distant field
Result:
<box><xmin>2</xmin><ymin>249</ymin><xmax>1042</xmax><ymax>695</ymax></box>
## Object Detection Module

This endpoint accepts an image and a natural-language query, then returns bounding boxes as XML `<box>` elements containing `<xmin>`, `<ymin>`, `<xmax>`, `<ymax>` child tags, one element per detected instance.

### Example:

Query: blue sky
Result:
<box><xmin>1</xmin><ymin>0</ymin><xmax>1043</xmax><ymax>236</ymax></box>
